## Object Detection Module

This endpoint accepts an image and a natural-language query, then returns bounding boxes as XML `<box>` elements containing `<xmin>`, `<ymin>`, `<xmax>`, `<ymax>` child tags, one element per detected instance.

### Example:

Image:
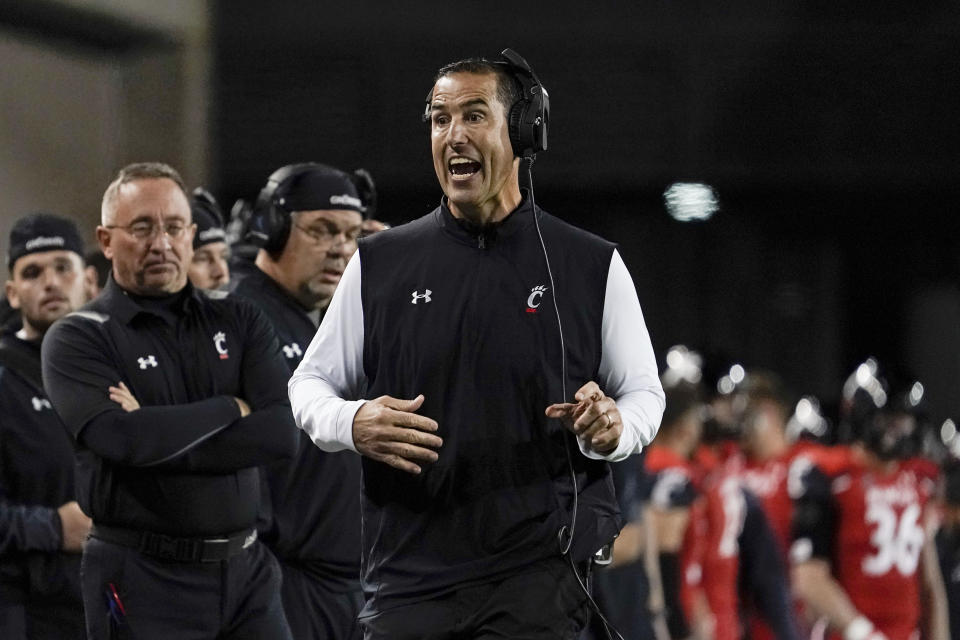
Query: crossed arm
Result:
<box><xmin>42</xmin><ymin>311</ymin><xmax>298</xmax><ymax>473</ymax></box>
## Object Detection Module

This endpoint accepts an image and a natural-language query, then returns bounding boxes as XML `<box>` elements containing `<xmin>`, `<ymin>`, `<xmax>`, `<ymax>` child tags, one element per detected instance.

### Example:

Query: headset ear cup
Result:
<box><xmin>263</xmin><ymin>201</ymin><xmax>291</xmax><ymax>254</ymax></box>
<box><xmin>248</xmin><ymin>188</ymin><xmax>278</xmax><ymax>250</ymax></box>
<box><xmin>530</xmin><ymin>89</ymin><xmax>548</xmax><ymax>153</ymax></box>
<box><xmin>508</xmin><ymin>101</ymin><xmax>527</xmax><ymax>158</ymax></box>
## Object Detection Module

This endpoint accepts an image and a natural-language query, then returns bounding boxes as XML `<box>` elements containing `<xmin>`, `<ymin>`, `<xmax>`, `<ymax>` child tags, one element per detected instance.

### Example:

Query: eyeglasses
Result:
<box><xmin>105</xmin><ymin>221</ymin><xmax>189</xmax><ymax>240</ymax></box>
<box><xmin>293</xmin><ymin>223</ymin><xmax>361</xmax><ymax>247</ymax></box>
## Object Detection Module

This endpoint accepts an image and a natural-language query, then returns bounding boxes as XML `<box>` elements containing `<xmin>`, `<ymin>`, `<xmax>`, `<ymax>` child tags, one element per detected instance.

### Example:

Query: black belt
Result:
<box><xmin>91</xmin><ymin>525</ymin><xmax>257</xmax><ymax>563</ymax></box>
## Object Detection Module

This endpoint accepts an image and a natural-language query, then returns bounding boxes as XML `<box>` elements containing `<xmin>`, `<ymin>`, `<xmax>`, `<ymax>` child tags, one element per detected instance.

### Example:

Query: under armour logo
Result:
<box><xmin>411</xmin><ymin>289</ymin><xmax>432</xmax><ymax>304</ymax></box>
<box><xmin>31</xmin><ymin>396</ymin><xmax>52</xmax><ymax>411</ymax></box>
<box><xmin>282</xmin><ymin>343</ymin><xmax>303</xmax><ymax>359</ymax></box>
<box><xmin>138</xmin><ymin>355</ymin><xmax>158</xmax><ymax>369</ymax></box>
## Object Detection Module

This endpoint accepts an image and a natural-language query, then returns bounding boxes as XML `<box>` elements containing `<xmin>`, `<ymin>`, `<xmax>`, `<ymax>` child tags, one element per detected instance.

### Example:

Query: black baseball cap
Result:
<box><xmin>7</xmin><ymin>212</ymin><xmax>85</xmax><ymax>271</ymax></box>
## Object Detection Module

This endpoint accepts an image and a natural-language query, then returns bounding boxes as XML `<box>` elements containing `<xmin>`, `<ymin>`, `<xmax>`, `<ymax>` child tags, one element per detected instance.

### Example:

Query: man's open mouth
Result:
<box><xmin>449</xmin><ymin>157</ymin><xmax>481</xmax><ymax>177</ymax></box>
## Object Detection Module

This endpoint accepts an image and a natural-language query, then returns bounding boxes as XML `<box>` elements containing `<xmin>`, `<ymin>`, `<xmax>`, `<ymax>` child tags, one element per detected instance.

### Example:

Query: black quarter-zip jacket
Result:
<box><xmin>233</xmin><ymin>267</ymin><xmax>361</xmax><ymax>585</ymax></box>
<box><xmin>0</xmin><ymin>332</ymin><xmax>81</xmax><ymax>604</ymax></box>
<box><xmin>354</xmin><ymin>195</ymin><xmax>622</xmax><ymax>607</ymax></box>
<box><xmin>41</xmin><ymin>278</ymin><xmax>298</xmax><ymax>536</ymax></box>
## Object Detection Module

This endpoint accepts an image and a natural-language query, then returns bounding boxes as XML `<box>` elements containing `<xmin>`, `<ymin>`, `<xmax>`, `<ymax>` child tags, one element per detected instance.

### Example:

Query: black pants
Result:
<box><xmin>80</xmin><ymin>537</ymin><xmax>291</xmax><ymax>640</ymax></box>
<box><xmin>0</xmin><ymin>600</ymin><xmax>85</xmax><ymax>639</ymax></box>
<box><xmin>359</xmin><ymin>556</ymin><xmax>590</xmax><ymax>640</ymax></box>
<box><xmin>583</xmin><ymin>561</ymin><xmax>656</xmax><ymax>640</ymax></box>
<box><xmin>279</xmin><ymin>562</ymin><xmax>363</xmax><ymax>640</ymax></box>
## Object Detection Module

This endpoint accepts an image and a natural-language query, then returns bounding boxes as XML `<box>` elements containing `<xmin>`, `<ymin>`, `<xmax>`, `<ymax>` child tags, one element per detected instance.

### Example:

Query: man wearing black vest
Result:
<box><xmin>289</xmin><ymin>52</ymin><xmax>665</xmax><ymax>639</ymax></box>
<box><xmin>41</xmin><ymin>162</ymin><xmax>298</xmax><ymax>639</ymax></box>
<box><xmin>232</xmin><ymin>163</ymin><xmax>367</xmax><ymax>639</ymax></box>
<box><xmin>1</xmin><ymin>213</ymin><xmax>94</xmax><ymax>639</ymax></box>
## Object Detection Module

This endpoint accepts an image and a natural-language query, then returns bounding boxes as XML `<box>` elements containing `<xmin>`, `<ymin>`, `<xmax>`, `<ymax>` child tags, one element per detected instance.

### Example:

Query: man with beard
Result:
<box><xmin>1</xmin><ymin>213</ymin><xmax>94</xmax><ymax>638</ymax></box>
<box><xmin>232</xmin><ymin>162</ymin><xmax>367</xmax><ymax>639</ymax></box>
<box><xmin>41</xmin><ymin>162</ymin><xmax>298</xmax><ymax>639</ymax></box>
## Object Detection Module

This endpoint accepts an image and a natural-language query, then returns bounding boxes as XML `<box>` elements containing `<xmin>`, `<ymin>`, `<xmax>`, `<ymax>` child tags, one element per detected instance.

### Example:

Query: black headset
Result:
<box><xmin>423</xmin><ymin>48</ymin><xmax>550</xmax><ymax>159</ymax></box>
<box><xmin>352</xmin><ymin>168</ymin><xmax>378</xmax><ymax>220</ymax></box>
<box><xmin>247</xmin><ymin>163</ymin><xmax>378</xmax><ymax>254</ymax></box>
<box><xmin>247</xmin><ymin>163</ymin><xmax>324</xmax><ymax>254</ymax></box>
<box><xmin>495</xmin><ymin>48</ymin><xmax>550</xmax><ymax>159</ymax></box>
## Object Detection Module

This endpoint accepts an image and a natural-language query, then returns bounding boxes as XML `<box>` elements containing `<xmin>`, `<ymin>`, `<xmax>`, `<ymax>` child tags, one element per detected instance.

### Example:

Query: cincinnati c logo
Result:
<box><xmin>526</xmin><ymin>285</ymin><xmax>548</xmax><ymax>313</ymax></box>
<box><xmin>213</xmin><ymin>331</ymin><xmax>229</xmax><ymax>359</ymax></box>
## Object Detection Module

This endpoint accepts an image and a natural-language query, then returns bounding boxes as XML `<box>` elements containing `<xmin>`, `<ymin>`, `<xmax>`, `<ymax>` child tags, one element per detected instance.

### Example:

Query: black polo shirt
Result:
<box><xmin>41</xmin><ymin>278</ymin><xmax>298</xmax><ymax>536</ymax></box>
<box><xmin>233</xmin><ymin>266</ymin><xmax>361</xmax><ymax>584</ymax></box>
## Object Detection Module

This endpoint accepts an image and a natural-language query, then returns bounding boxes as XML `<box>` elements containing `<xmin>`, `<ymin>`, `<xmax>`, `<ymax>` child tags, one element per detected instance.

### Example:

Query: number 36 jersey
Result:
<box><xmin>791</xmin><ymin>450</ymin><xmax>934</xmax><ymax>640</ymax></box>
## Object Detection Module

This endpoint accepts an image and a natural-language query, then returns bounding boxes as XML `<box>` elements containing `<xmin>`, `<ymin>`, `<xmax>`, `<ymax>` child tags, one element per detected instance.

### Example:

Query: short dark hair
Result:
<box><xmin>84</xmin><ymin>249</ymin><xmax>111</xmax><ymax>289</ymax></box>
<box><xmin>745</xmin><ymin>370</ymin><xmax>789</xmax><ymax>417</ymax></box>
<box><xmin>101</xmin><ymin>162</ymin><xmax>189</xmax><ymax>224</ymax></box>
<box><xmin>661</xmin><ymin>382</ymin><xmax>704</xmax><ymax>432</ymax></box>
<box><xmin>431</xmin><ymin>57</ymin><xmax>520</xmax><ymax>117</ymax></box>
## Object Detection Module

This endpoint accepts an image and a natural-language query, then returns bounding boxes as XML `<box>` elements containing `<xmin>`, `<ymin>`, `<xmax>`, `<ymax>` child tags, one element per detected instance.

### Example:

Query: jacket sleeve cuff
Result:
<box><xmin>576</xmin><ymin>421</ymin><xmax>638</xmax><ymax>462</ymax></box>
<box><xmin>335</xmin><ymin>399</ymin><xmax>367</xmax><ymax>454</ymax></box>
<box><xmin>25</xmin><ymin>505</ymin><xmax>63</xmax><ymax>552</ymax></box>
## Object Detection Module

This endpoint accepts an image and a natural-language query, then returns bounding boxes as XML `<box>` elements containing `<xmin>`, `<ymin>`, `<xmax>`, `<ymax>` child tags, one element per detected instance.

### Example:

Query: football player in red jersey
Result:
<box><xmin>790</xmin><ymin>359</ymin><xmax>948</xmax><ymax>640</ymax></box>
<box><xmin>642</xmin><ymin>381</ymin><xmax>706</xmax><ymax>640</ymax></box>
<box><xmin>692</xmin><ymin>367</ymin><xmax>797</xmax><ymax>640</ymax></box>
<box><xmin>739</xmin><ymin>377</ymin><xmax>832</xmax><ymax>640</ymax></box>
<box><xmin>650</xmin><ymin>351</ymin><xmax>796</xmax><ymax>640</ymax></box>
<box><xmin>934</xmin><ymin>461</ymin><xmax>960</xmax><ymax>640</ymax></box>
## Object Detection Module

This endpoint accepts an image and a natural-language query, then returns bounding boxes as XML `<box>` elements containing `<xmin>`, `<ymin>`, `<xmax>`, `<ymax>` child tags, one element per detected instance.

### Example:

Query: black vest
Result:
<box><xmin>357</xmin><ymin>196</ymin><xmax>621</xmax><ymax>607</ymax></box>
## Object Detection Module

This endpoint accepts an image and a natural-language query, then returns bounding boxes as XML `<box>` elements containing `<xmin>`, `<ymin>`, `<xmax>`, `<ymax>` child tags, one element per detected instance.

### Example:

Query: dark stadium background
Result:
<box><xmin>3</xmin><ymin>0</ymin><xmax>959</xmax><ymax>426</ymax></box>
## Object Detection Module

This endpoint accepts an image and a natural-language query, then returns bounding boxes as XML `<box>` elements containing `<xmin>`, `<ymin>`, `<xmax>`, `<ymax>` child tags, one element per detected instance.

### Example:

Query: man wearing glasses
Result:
<box><xmin>231</xmin><ymin>163</ymin><xmax>369</xmax><ymax>639</ymax></box>
<box><xmin>41</xmin><ymin>162</ymin><xmax>298</xmax><ymax>639</ymax></box>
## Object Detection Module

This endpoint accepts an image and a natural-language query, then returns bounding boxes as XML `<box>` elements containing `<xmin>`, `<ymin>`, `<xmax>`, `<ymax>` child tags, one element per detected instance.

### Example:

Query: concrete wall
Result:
<box><xmin>0</xmin><ymin>0</ymin><xmax>209</xmax><ymax>267</ymax></box>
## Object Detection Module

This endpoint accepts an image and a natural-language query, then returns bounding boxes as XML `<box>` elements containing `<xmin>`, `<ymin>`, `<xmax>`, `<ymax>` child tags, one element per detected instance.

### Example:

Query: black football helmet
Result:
<box><xmin>701</xmin><ymin>353</ymin><xmax>749</xmax><ymax>444</ymax></box>
<box><xmin>839</xmin><ymin>358</ymin><xmax>926</xmax><ymax>460</ymax></box>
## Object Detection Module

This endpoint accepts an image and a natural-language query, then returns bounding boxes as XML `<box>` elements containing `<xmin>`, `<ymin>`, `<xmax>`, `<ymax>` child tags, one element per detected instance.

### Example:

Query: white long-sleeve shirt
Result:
<box><xmin>289</xmin><ymin>248</ymin><xmax>664</xmax><ymax>462</ymax></box>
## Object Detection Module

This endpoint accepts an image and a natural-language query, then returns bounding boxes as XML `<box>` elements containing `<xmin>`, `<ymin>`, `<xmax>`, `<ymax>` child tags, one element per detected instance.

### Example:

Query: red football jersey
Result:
<box><xmin>686</xmin><ymin>446</ymin><xmax>745</xmax><ymax>640</ymax></box>
<box><xmin>644</xmin><ymin>446</ymin><xmax>703</xmax><ymax>635</ymax></box>
<box><xmin>646</xmin><ymin>445</ymin><xmax>743</xmax><ymax>640</ymax></box>
<box><xmin>830</xmin><ymin>461</ymin><xmax>932</xmax><ymax>640</ymax></box>
<box><xmin>741</xmin><ymin>441</ymin><xmax>837</xmax><ymax>640</ymax></box>
<box><xmin>741</xmin><ymin>441</ymin><xmax>833</xmax><ymax>559</ymax></box>
<box><xmin>698</xmin><ymin>473</ymin><xmax>745</xmax><ymax>640</ymax></box>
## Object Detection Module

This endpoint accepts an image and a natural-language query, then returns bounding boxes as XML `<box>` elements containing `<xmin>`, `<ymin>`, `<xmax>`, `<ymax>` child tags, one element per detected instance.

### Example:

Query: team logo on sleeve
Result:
<box><xmin>526</xmin><ymin>285</ymin><xmax>548</xmax><ymax>313</ymax></box>
<box><xmin>138</xmin><ymin>355</ymin><xmax>158</xmax><ymax>369</ymax></box>
<box><xmin>282</xmin><ymin>343</ymin><xmax>302</xmax><ymax>359</ymax></box>
<box><xmin>213</xmin><ymin>332</ymin><xmax>229</xmax><ymax>360</ymax></box>
<box><xmin>31</xmin><ymin>396</ymin><xmax>52</xmax><ymax>411</ymax></box>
